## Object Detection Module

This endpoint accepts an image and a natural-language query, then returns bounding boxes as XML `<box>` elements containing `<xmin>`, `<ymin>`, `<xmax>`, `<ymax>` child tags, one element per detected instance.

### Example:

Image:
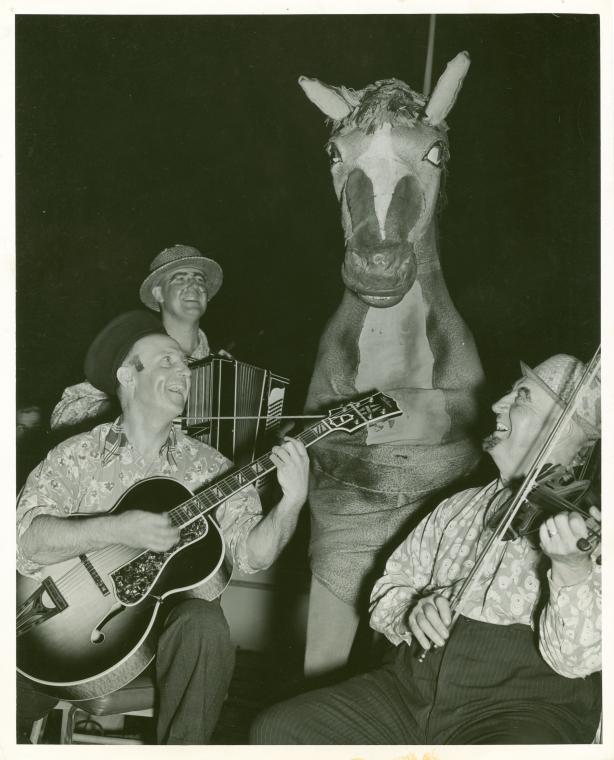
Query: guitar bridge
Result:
<box><xmin>16</xmin><ymin>577</ymin><xmax>67</xmax><ymax>636</ymax></box>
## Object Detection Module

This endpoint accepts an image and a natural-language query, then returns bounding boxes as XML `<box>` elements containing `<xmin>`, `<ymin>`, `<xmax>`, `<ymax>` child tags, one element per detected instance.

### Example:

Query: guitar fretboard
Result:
<box><xmin>168</xmin><ymin>420</ymin><xmax>332</xmax><ymax>529</ymax></box>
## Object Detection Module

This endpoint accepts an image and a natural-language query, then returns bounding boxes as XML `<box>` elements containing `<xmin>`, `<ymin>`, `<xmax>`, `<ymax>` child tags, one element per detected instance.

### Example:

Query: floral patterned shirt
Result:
<box><xmin>16</xmin><ymin>416</ymin><xmax>263</xmax><ymax>588</ymax></box>
<box><xmin>50</xmin><ymin>329</ymin><xmax>210</xmax><ymax>430</ymax></box>
<box><xmin>369</xmin><ymin>480</ymin><xmax>601</xmax><ymax>678</ymax></box>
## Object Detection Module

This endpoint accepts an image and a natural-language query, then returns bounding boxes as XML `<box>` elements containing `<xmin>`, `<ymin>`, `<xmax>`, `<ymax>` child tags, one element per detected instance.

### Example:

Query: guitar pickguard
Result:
<box><xmin>111</xmin><ymin>516</ymin><xmax>209</xmax><ymax>605</ymax></box>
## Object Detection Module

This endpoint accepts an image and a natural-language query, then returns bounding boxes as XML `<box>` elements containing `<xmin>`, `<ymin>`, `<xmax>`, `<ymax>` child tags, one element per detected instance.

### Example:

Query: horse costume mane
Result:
<box><xmin>329</xmin><ymin>79</ymin><xmax>446</xmax><ymax>138</ymax></box>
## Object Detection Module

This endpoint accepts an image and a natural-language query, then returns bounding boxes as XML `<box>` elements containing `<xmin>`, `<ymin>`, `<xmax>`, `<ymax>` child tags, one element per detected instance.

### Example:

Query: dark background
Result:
<box><xmin>16</xmin><ymin>13</ymin><xmax>600</xmax><ymax>421</ymax></box>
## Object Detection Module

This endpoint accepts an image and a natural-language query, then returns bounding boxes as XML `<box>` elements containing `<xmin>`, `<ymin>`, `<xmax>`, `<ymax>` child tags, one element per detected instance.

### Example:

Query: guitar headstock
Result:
<box><xmin>325</xmin><ymin>392</ymin><xmax>402</xmax><ymax>433</ymax></box>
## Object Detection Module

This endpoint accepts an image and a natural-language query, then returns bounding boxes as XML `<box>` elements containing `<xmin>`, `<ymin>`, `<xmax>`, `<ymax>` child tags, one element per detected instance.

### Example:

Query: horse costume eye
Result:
<box><xmin>326</xmin><ymin>143</ymin><xmax>343</xmax><ymax>165</ymax></box>
<box><xmin>423</xmin><ymin>141</ymin><xmax>444</xmax><ymax>167</ymax></box>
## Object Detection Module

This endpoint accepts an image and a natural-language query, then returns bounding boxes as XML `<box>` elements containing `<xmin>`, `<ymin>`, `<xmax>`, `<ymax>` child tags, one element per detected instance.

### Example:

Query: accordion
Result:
<box><xmin>184</xmin><ymin>355</ymin><xmax>289</xmax><ymax>468</ymax></box>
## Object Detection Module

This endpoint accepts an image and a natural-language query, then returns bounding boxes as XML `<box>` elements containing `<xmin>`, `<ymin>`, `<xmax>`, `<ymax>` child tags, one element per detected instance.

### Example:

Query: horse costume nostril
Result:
<box><xmin>385</xmin><ymin>175</ymin><xmax>424</xmax><ymax>242</ymax></box>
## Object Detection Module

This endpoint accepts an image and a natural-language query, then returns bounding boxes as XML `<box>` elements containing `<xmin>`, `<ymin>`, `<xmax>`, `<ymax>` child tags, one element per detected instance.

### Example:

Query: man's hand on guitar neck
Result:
<box><xmin>270</xmin><ymin>437</ymin><xmax>310</xmax><ymax>510</ymax></box>
<box><xmin>244</xmin><ymin>437</ymin><xmax>309</xmax><ymax>572</ymax></box>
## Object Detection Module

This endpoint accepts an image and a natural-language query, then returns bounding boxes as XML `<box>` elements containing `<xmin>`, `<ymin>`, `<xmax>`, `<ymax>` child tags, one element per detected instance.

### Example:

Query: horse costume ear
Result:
<box><xmin>424</xmin><ymin>51</ymin><xmax>471</xmax><ymax>126</ymax></box>
<box><xmin>298</xmin><ymin>76</ymin><xmax>357</xmax><ymax>120</ymax></box>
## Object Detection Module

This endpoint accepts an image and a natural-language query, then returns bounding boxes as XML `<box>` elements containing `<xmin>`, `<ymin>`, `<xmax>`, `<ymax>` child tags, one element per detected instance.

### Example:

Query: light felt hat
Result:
<box><xmin>139</xmin><ymin>244</ymin><xmax>223</xmax><ymax>312</ymax></box>
<box><xmin>520</xmin><ymin>354</ymin><xmax>600</xmax><ymax>438</ymax></box>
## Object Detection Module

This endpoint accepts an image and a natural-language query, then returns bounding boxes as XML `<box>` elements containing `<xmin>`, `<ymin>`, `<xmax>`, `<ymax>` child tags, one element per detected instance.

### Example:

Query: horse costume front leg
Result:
<box><xmin>300</xmin><ymin>53</ymin><xmax>485</xmax><ymax>676</ymax></box>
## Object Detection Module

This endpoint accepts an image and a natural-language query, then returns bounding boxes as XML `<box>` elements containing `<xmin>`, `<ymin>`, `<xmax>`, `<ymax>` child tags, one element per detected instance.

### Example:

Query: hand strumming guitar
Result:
<box><xmin>112</xmin><ymin>510</ymin><xmax>181</xmax><ymax>552</ymax></box>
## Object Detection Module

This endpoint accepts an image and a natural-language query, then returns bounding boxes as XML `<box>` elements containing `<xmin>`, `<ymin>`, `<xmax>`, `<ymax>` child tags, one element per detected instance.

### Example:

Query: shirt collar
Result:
<box><xmin>102</xmin><ymin>416</ymin><xmax>178</xmax><ymax>468</ymax></box>
<box><xmin>188</xmin><ymin>329</ymin><xmax>210</xmax><ymax>361</ymax></box>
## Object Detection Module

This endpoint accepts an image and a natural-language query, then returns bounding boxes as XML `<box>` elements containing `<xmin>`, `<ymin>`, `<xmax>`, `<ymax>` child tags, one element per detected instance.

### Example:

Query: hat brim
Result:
<box><xmin>520</xmin><ymin>360</ymin><xmax>600</xmax><ymax>438</ymax></box>
<box><xmin>519</xmin><ymin>361</ymin><xmax>566</xmax><ymax>409</ymax></box>
<box><xmin>139</xmin><ymin>256</ymin><xmax>223</xmax><ymax>311</ymax></box>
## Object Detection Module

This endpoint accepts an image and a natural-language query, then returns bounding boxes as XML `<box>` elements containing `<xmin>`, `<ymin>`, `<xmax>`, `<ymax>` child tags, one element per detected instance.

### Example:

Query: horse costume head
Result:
<box><xmin>299</xmin><ymin>52</ymin><xmax>470</xmax><ymax>308</ymax></box>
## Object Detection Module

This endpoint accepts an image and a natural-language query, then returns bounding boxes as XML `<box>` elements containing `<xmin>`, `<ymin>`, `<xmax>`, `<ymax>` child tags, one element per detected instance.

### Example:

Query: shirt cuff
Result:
<box><xmin>369</xmin><ymin>594</ymin><xmax>414</xmax><ymax>646</ymax></box>
<box><xmin>547</xmin><ymin>563</ymin><xmax>598</xmax><ymax>611</ymax></box>
<box><xmin>230</xmin><ymin>513</ymin><xmax>263</xmax><ymax>574</ymax></box>
<box><xmin>16</xmin><ymin>504</ymin><xmax>61</xmax><ymax>577</ymax></box>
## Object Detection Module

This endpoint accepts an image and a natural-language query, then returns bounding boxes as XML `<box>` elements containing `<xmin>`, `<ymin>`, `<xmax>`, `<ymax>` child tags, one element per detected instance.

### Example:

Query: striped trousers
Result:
<box><xmin>251</xmin><ymin>616</ymin><xmax>601</xmax><ymax>745</ymax></box>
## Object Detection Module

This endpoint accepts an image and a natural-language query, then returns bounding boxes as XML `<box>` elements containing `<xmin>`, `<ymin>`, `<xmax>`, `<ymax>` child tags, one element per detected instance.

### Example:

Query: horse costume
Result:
<box><xmin>300</xmin><ymin>52</ymin><xmax>485</xmax><ymax>675</ymax></box>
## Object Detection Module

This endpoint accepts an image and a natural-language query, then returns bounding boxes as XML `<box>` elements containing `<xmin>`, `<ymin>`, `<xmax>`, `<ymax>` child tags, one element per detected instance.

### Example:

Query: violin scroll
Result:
<box><xmin>577</xmin><ymin>537</ymin><xmax>591</xmax><ymax>552</ymax></box>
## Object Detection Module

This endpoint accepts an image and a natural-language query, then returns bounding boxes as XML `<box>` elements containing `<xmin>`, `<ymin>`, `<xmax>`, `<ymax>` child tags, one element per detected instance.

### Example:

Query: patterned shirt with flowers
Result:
<box><xmin>50</xmin><ymin>329</ymin><xmax>210</xmax><ymax>430</ymax></box>
<box><xmin>369</xmin><ymin>480</ymin><xmax>601</xmax><ymax>679</ymax></box>
<box><xmin>16</xmin><ymin>416</ymin><xmax>263</xmax><ymax>593</ymax></box>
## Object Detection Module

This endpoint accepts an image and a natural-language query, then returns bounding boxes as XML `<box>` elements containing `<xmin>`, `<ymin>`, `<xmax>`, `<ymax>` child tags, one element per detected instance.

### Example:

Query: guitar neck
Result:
<box><xmin>168</xmin><ymin>418</ymin><xmax>334</xmax><ymax>529</ymax></box>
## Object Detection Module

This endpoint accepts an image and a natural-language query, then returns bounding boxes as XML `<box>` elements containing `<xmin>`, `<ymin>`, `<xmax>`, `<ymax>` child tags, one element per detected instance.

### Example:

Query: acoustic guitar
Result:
<box><xmin>17</xmin><ymin>392</ymin><xmax>401</xmax><ymax>700</ymax></box>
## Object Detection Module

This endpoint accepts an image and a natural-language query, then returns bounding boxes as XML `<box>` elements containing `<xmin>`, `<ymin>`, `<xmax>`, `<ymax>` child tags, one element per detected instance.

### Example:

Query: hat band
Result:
<box><xmin>519</xmin><ymin>362</ymin><xmax>566</xmax><ymax>409</ymax></box>
<box><xmin>519</xmin><ymin>361</ymin><xmax>599</xmax><ymax>438</ymax></box>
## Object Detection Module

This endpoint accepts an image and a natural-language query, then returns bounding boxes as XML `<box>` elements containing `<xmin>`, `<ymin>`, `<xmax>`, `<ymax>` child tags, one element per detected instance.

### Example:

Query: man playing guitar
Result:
<box><xmin>17</xmin><ymin>310</ymin><xmax>309</xmax><ymax>744</ymax></box>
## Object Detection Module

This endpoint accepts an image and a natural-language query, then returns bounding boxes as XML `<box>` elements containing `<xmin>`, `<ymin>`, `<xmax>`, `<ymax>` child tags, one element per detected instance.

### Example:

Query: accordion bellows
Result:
<box><xmin>184</xmin><ymin>355</ymin><xmax>289</xmax><ymax>468</ymax></box>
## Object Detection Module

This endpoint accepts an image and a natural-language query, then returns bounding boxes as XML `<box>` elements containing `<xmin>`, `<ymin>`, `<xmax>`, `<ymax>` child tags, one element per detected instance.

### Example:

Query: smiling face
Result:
<box><xmin>152</xmin><ymin>266</ymin><xmax>208</xmax><ymax>322</ymax></box>
<box><xmin>483</xmin><ymin>375</ymin><xmax>565</xmax><ymax>483</ymax></box>
<box><xmin>122</xmin><ymin>333</ymin><xmax>191</xmax><ymax>419</ymax></box>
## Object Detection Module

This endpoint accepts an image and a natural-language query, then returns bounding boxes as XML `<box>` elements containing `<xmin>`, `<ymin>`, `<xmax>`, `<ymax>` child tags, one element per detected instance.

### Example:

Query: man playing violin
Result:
<box><xmin>251</xmin><ymin>354</ymin><xmax>601</xmax><ymax>745</ymax></box>
<box><xmin>17</xmin><ymin>311</ymin><xmax>309</xmax><ymax>743</ymax></box>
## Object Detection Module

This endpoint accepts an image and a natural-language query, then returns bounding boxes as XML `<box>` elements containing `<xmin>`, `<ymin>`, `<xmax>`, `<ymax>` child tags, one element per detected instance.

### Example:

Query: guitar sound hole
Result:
<box><xmin>90</xmin><ymin>630</ymin><xmax>105</xmax><ymax>645</ymax></box>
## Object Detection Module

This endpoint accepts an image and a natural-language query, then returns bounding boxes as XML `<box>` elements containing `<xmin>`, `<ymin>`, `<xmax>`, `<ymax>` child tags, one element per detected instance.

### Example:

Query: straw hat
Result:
<box><xmin>520</xmin><ymin>354</ymin><xmax>600</xmax><ymax>438</ymax></box>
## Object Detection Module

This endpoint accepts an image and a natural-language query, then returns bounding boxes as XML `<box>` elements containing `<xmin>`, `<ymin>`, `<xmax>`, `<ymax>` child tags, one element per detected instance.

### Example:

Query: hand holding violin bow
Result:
<box><xmin>408</xmin><ymin>593</ymin><xmax>452</xmax><ymax>652</ymax></box>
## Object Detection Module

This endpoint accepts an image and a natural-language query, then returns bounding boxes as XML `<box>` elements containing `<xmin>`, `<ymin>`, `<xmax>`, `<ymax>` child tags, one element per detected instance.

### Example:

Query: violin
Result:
<box><xmin>487</xmin><ymin>459</ymin><xmax>601</xmax><ymax>562</ymax></box>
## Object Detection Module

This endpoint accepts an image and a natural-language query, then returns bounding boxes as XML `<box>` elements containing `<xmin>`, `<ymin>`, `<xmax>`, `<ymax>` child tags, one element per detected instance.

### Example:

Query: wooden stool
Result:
<box><xmin>30</xmin><ymin>671</ymin><xmax>155</xmax><ymax>745</ymax></box>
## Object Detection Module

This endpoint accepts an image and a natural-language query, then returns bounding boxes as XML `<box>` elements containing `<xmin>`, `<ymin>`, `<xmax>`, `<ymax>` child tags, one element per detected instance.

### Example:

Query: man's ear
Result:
<box><xmin>152</xmin><ymin>285</ymin><xmax>164</xmax><ymax>305</ymax></box>
<box><xmin>116</xmin><ymin>365</ymin><xmax>134</xmax><ymax>390</ymax></box>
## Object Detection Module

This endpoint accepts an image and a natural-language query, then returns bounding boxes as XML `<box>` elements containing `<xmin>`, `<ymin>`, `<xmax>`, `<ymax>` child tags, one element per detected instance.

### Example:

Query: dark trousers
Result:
<box><xmin>250</xmin><ymin>616</ymin><xmax>601</xmax><ymax>745</ymax></box>
<box><xmin>17</xmin><ymin>597</ymin><xmax>235</xmax><ymax>745</ymax></box>
<box><xmin>155</xmin><ymin>597</ymin><xmax>235</xmax><ymax>744</ymax></box>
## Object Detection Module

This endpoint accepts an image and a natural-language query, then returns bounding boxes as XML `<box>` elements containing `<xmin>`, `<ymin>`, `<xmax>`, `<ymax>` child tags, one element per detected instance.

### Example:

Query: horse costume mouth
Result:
<box><xmin>342</xmin><ymin>244</ymin><xmax>417</xmax><ymax>307</ymax></box>
<box><xmin>358</xmin><ymin>292</ymin><xmax>407</xmax><ymax>307</ymax></box>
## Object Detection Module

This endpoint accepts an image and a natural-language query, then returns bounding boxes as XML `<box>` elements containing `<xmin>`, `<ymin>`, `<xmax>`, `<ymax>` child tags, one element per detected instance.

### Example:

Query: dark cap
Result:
<box><xmin>84</xmin><ymin>310</ymin><xmax>166</xmax><ymax>396</ymax></box>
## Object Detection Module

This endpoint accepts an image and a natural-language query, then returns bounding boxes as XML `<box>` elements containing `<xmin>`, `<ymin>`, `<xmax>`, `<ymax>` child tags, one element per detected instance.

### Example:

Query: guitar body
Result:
<box><xmin>16</xmin><ymin>477</ymin><xmax>229</xmax><ymax>700</ymax></box>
